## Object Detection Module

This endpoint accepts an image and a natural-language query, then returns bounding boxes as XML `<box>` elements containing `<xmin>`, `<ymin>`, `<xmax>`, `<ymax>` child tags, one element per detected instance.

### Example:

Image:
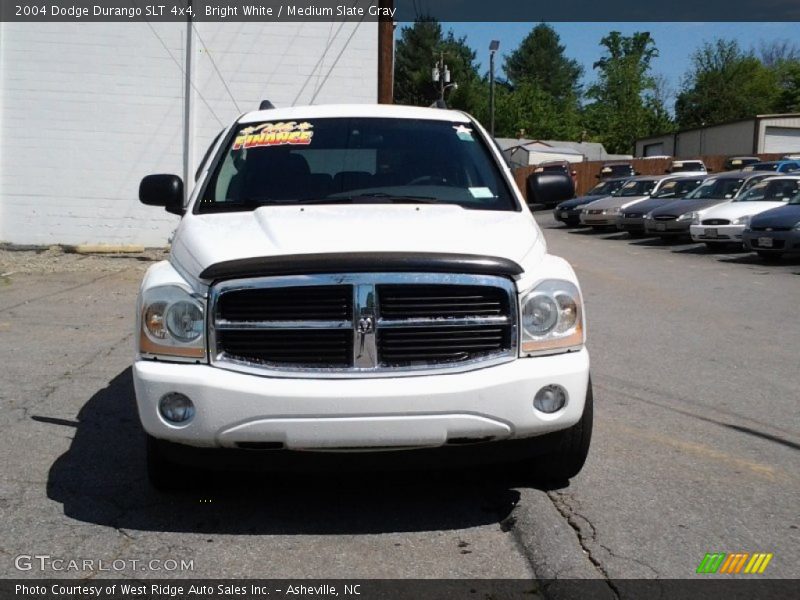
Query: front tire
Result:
<box><xmin>535</xmin><ymin>381</ymin><xmax>593</xmax><ymax>481</ymax></box>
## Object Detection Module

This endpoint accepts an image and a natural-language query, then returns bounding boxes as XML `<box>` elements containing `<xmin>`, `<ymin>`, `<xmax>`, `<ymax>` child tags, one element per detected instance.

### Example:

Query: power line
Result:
<box><xmin>310</xmin><ymin>14</ymin><xmax>367</xmax><ymax>104</ymax></box>
<box><xmin>142</xmin><ymin>18</ymin><xmax>225</xmax><ymax>127</ymax></box>
<box><xmin>192</xmin><ymin>23</ymin><xmax>242</xmax><ymax>113</ymax></box>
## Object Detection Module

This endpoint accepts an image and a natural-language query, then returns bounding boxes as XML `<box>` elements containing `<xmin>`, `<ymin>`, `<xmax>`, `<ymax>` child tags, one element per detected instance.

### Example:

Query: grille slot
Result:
<box><xmin>377</xmin><ymin>284</ymin><xmax>508</xmax><ymax>319</ymax></box>
<box><xmin>218</xmin><ymin>285</ymin><xmax>351</xmax><ymax>321</ymax></box>
<box><xmin>218</xmin><ymin>329</ymin><xmax>353</xmax><ymax>366</ymax></box>
<box><xmin>378</xmin><ymin>325</ymin><xmax>510</xmax><ymax>366</ymax></box>
<box><xmin>701</xmin><ymin>218</ymin><xmax>730</xmax><ymax>225</ymax></box>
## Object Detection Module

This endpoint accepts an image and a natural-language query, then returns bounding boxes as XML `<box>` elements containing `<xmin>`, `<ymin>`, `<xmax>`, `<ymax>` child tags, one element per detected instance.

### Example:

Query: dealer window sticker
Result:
<box><xmin>233</xmin><ymin>121</ymin><xmax>314</xmax><ymax>150</ymax></box>
<box><xmin>453</xmin><ymin>124</ymin><xmax>475</xmax><ymax>142</ymax></box>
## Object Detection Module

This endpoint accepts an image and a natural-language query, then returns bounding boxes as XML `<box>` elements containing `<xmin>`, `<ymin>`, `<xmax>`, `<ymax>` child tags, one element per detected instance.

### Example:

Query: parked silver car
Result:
<box><xmin>580</xmin><ymin>174</ymin><xmax>705</xmax><ymax>229</ymax></box>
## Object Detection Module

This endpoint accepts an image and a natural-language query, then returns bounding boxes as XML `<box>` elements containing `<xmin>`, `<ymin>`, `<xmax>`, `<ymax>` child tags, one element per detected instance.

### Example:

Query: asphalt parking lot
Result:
<box><xmin>0</xmin><ymin>218</ymin><xmax>798</xmax><ymax>590</ymax></box>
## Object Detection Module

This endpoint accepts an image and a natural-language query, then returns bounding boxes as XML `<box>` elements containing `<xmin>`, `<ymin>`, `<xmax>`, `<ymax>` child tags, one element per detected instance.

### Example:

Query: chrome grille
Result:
<box><xmin>210</xmin><ymin>273</ymin><xmax>518</xmax><ymax>378</ymax></box>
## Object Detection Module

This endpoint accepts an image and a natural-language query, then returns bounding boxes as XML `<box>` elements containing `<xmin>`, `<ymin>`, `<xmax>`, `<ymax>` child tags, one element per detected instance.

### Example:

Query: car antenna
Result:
<box><xmin>259</xmin><ymin>100</ymin><xmax>275</xmax><ymax>110</ymax></box>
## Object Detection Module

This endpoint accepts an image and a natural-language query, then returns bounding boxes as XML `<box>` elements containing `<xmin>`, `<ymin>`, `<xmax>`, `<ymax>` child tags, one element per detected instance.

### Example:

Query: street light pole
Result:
<box><xmin>489</xmin><ymin>40</ymin><xmax>499</xmax><ymax>137</ymax></box>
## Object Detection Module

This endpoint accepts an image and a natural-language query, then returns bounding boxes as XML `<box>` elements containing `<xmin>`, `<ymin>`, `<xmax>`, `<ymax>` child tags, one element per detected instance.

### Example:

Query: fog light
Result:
<box><xmin>158</xmin><ymin>392</ymin><xmax>195</xmax><ymax>424</ymax></box>
<box><xmin>534</xmin><ymin>385</ymin><xmax>567</xmax><ymax>413</ymax></box>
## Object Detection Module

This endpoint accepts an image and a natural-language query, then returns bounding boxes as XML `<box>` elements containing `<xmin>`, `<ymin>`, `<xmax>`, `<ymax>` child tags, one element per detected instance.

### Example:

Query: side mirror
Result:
<box><xmin>139</xmin><ymin>174</ymin><xmax>185</xmax><ymax>216</ymax></box>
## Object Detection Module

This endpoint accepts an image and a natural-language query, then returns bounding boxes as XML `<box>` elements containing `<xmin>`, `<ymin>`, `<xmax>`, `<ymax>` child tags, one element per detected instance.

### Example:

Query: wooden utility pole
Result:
<box><xmin>377</xmin><ymin>0</ymin><xmax>394</xmax><ymax>103</ymax></box>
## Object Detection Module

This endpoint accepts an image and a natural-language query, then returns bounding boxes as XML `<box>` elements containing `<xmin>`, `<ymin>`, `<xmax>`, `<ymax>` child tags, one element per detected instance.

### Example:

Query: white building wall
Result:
<box><xmin>0</xmin><ymin>21</ymin><xmax>377</xmax><ymax>247</ymax></box>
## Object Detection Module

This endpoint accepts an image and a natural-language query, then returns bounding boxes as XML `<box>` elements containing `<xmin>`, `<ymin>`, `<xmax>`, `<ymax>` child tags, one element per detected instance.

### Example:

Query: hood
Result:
<box><xmin>621</xmin><ymin>197</ymin><xmax>673</xmax><ymax>216</ymax></box>
<box><xmin>585</xmin><ymin>194</ymin><xmax>647</xmax><ymax>210</ymax></box>
<box><xmin>171</xmin><ymin>204</ymin><xmax>541</xmax><ymax>282</ymax></box>
<box><xmin>558</xmin><ymin>194</ymin><xmax>604</xmax><ymax>209</ymax></box>
<box><xmin>749</xmin><ymin>204</ymin><xmax>800</xmax><ymax>228</ymax></box>
<box><xmin>703</xmin><ymin>201</ymin><xmax>788</xmax><ymax>220</ymax></box>
<box><xmin>650</xmin><ymin>198</ymin><xmax>730</xmax><ymax>217</ymax></box>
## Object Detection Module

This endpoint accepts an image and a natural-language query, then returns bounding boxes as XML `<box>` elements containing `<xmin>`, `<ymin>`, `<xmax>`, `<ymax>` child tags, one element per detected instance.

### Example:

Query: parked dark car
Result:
<box><xmin>616</xmin><ymin>175</ymin><xmax>706</xmax><ymax>236</ymax></box>
<box><xmin>723</xmin><ymin>156</ymin><xmax>760</xmax><ymax>171</ymax></box>
<box><xmin>644</xmin><ymin>171</ymin><xmax>773</xmax><ymax>238</ymax></box>
<box><xmin>742</xmin><ymin>193</ymin><xmax>800</xmax><ymax>260</ymax></box>
<box><xmin>743</xmin><ymin>160</ymin><xmax>800</xmax><ymax>173</ymax></box>
<box><xmin>553</xmin><ymin>177</ymin><xmax>629</xmax><ymax>226</ymax></box>
<box><xmin>597</xmin><ymin>162</ymin><xmax>635</xmax><ymax>180</ymax></box>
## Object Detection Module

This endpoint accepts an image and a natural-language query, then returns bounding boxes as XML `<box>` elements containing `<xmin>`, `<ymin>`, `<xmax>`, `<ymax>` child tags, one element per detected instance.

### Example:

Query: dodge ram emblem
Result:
<box><xmin>357</xmin><ymin>316</ymin><xmax>375</xmax><ymax>334</ymax></box>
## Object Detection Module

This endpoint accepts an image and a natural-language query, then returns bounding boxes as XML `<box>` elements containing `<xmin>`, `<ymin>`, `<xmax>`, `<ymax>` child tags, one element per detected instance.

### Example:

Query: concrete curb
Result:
<box><xmin>509</xmin><ymin>488</ymin><xmax>617</xmax><ymax>600</ymax></box>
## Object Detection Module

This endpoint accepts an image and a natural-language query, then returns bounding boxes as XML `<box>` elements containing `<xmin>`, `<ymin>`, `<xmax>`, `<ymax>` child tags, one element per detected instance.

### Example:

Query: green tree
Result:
<box><xmin>771</xmin><ymin>59</ymin><xmax>800</xmax><ymax>113</ymax></box>
<box><xmin>675</xmin><ymin>40</ymin><xmax>779</xmax><ymax>128</ymax></box>
<box><xmin>503</xmin><ymin>23</ymin><xmax>583</xmax><ymax>102</ymax></box>
<box><xmin>583</xmin><ymin>31</ymin><xmax>669</xmax><ymax>154</ymax></box>
<box><xmin>394</xmin><ymin>19</ymin><xmax>481</xmax><ymax>109</ymax></box>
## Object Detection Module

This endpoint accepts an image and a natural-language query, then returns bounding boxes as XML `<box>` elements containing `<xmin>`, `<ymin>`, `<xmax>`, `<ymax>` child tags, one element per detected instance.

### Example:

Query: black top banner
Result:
<box><xmin>3</xmin><ymin>0</ymin><xmax>800</xmax><ymax>22</ymax></box>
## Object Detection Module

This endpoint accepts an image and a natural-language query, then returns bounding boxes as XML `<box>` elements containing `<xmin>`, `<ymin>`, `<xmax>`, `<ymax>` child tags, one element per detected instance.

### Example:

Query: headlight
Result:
<box><xmin>520</xmin><ymin>280</ymin><xmax>584</xmax><ymax>355</ymax></box>
<box><xmin>793</xmin><ymin>221</ymin><xmax>800</xmax><ymax>231</ymax></box>
<box><xmin>676</xmin><ymin>211</ymin><xmax>698</xmax><ymax>224</ymax></box>
<box><xmin>732</xmin><ymin>215</ymin><xmax>751</xmax><ymax>226</ymax></box>
<box><xmin>643</xmin><ymin>213</ymin><xmax>653</xmax><ymax>220</ymax></box>
<box><xmin>139</xmin><ymin>285</ymin><xmax>205</xmax><ymax>360</ymax></box>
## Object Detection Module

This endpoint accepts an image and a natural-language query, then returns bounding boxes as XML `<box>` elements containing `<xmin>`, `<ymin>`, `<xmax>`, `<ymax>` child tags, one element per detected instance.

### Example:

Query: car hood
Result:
<box><xmin>749</xmin><ymin>204</ymin><xmax>800</xmax><ymax>228</ymax></box>
<box><xmin>171</xmin><ymin>204</ymin><xmax>542</xmax><ymax>283</ymax></box>
<box><xmin>650</xmin><ymin>198</ymin><xmax>730</xmax><ymax>217</ymax></box>
<box><xmin>585</xmin><ymin>195</ymin><xmax>648</xmax><ymax>210</ymax></box>
<box><xmin>702</xmin><ymin>201</ymin><xmax>788</xmax><ymax>220</ymax></box>
<box><xmin>621</xmin><ymin>197</ymin><xmax>675</xmax><ymax>215</ymax></box>
<box><xmin>557</xmin><ymin>194</ymin><xmax>604</xmax><ymax>209</ymax></box>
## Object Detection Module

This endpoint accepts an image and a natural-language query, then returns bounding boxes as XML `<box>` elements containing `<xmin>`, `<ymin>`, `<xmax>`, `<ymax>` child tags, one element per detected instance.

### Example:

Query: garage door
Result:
<box><xmin>763</xmin><ymin>127</ymin><xmax>800</xmax><ymax>153</ymax></box>
<box><xmin>644</xmin><ymin>143</ymin><xmax>665</xmax><ymax>156</ymax></box>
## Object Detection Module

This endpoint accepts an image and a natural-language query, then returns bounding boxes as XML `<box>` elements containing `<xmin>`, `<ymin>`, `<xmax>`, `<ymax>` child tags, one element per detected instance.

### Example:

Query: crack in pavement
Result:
<box><xmin>549</xmin><ymin>490</ymin><xmax>664</xmax><ymax>582</ymax></box>
<box><xmin>547</xmin><ymin>491</ymin><xmax>621</xmax><ymax>599</ymax></box>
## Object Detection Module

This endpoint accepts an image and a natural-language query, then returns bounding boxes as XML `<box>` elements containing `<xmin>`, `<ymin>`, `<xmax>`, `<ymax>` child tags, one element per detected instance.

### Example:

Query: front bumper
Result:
<box><xmin>644</xmin><ymin>219</ymin><xmax>689</xmax><ymax>236</ymax></box>
<box><xmin>690</xmin><ymin>224</ymin><xmax>745</xmax><ymax>243</ymax></box>
<box><xmin>616</xmin><ymin>215</ymin><xmax>646</xmax><ymax>232</ymax></box>
<box><xmin>553</xmin><ymin>207</ymin><xmax>584</xmax><ymax>224</ymax></box>
<box><xmin>580</xmin><ymin>212</ymin><xmax>618</xmax><ymax>226</ymax></box>
<box><xmin>133</xmin><ymin>350</ymin><xmax>590</xmax><ymax>450</ymax></box>
<box><xmin>743</xmin><ymin>229</ymin><xmax>800</xmax><ymax>253</ymax></box>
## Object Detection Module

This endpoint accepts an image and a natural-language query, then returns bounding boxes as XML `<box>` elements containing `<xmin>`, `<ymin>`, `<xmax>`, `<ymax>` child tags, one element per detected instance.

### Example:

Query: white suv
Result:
<box><xmin>135</xmin><ymin>104</ymin><xmax>592</xmax><ymax>488</ymax></box>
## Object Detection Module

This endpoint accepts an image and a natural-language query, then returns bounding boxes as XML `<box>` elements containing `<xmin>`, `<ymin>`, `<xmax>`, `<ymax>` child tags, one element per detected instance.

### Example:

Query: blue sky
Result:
<box><xmin>438</xmin><ymin>23</ymin><xmax>798</xmax><ymax>107</ymax></box>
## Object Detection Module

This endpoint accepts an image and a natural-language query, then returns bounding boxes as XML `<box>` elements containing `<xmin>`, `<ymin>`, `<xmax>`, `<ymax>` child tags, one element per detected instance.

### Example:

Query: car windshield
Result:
<box><xmin>617</xmin><ymin>179</ymin><xmax>656</xmax><ymax>197</ymax></box>
<box><xmin>652</xmin><ymin>178</ymin><xmax>704</xmax><ymax>199</ymax></box>
<box><xmin>198</xmin><ymin>117</ymin><xmax>516</xmax><ymax>213</ymax></box>
<box><xmin>686</xmin><ymin>177</ymin><xmax>749</xmax><ymax>200</ymax></box>
<box><xmin>735</xmin><ymin>179</ymin><xmax>800</xmax><ymax>202</ymax></box>
<box><xmin>588</xmin><ymin>179</ymin><xmax>624</xmax><ymax>196</ymax></box>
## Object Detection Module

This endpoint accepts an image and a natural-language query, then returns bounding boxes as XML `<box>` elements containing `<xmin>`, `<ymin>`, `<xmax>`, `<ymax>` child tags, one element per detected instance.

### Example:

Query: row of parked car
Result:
<box><xmin>551</xmin><ymin>159</ymin><xmax>800</xmax><ymax>261</ymax></box>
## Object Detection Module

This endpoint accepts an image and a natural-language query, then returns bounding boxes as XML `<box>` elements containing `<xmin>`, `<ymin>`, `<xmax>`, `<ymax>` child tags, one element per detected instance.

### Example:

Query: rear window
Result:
<box><xmin>197</xmin><ymin>117</ymin><xmax>517</xmax><ymax>213</ymax></box>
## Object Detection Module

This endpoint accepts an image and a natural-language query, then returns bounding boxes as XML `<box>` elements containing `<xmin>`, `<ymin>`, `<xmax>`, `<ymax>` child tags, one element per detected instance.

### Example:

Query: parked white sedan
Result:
<box><xmin>689</xmin><ymin>176</ymin><xmax>800</xmax><ymax>248</ymax></box>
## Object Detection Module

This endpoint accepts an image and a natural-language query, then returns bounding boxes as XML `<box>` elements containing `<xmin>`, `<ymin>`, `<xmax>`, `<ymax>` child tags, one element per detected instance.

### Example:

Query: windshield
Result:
<box><xmin>616</xmin><ymin>179</ymin><xmax>657</xmax><ymax>197</ymax></box>
<box><xmin>735</xmin><ymin>179</ymin><xmax>800</xmax><ymax>202</ymax></box>
<box><xmin>686</xmin><ymin>176</ymin><xmax>750</xmax><ymax>200</ymax></box>
<box><xmin>652</xmin><ymin>178</ymin><xmax>705</xmax><ymax>199</ymax></box>
<box><xmin>671</xmin><ymin>161</ymin><xmax>704</xmax><ymax>173</ymax></box>
<box><xmin>747</xmin><ymin>162</ymin><xmax>798</xmax><ymax>172</ymax></box>
<box><xmin>587</xmin><ymin>179</ymin><xmax>625</xmax><ymax>196</ymax></box>
<box><xmin>198</xmin><ymin>118</ymin><xmax>516</xmax><ymax>213</ymax></box>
